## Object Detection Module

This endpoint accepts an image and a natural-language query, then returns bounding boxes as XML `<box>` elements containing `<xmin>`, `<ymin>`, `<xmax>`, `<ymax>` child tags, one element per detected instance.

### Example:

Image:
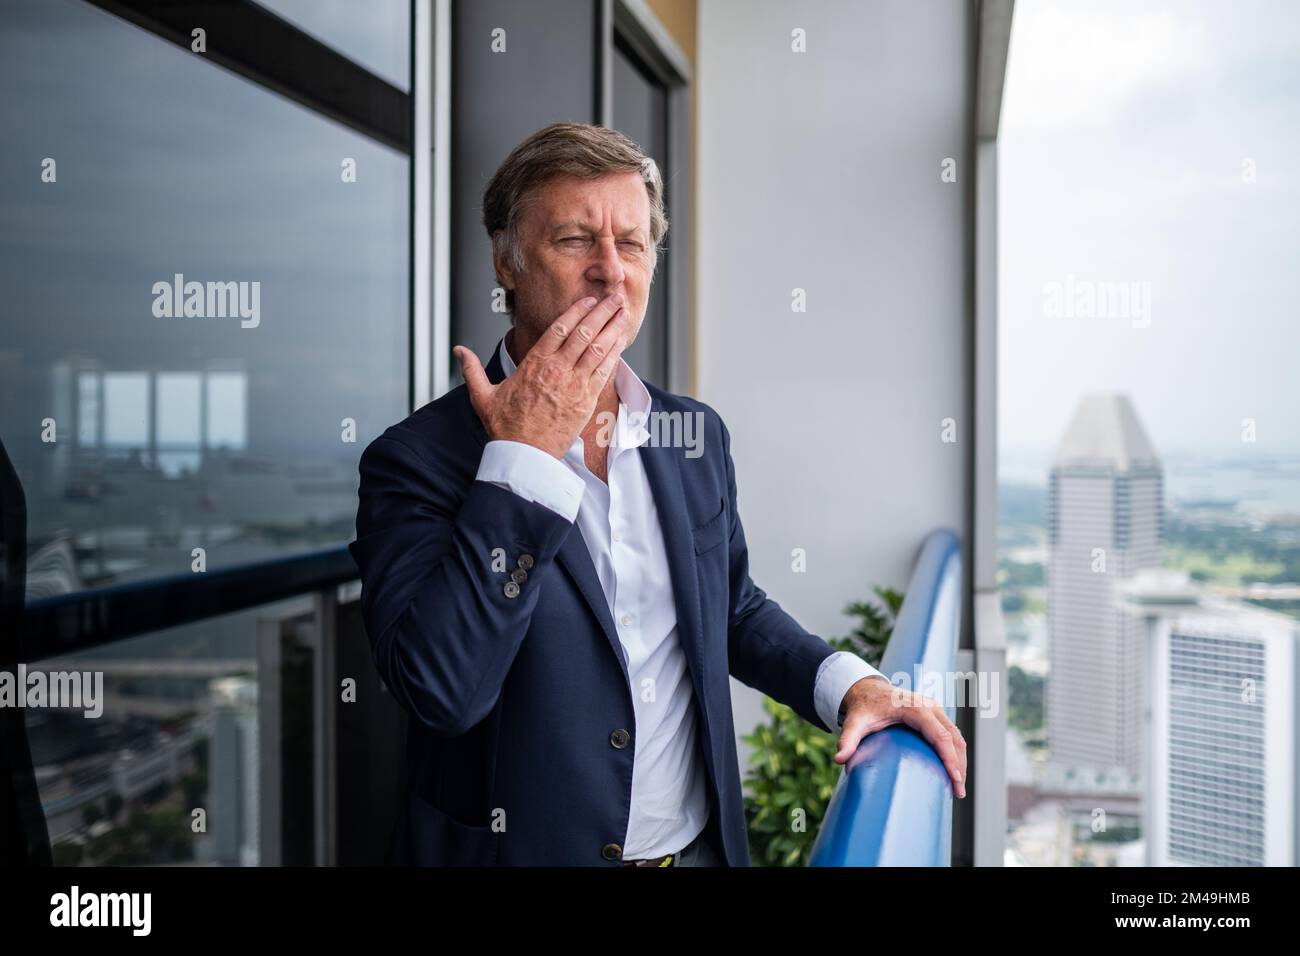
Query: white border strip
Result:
<box><xmin>411</xmin><ymin>0</ymin><xmax>433</xmax><ymax>409</ymax></box>
<box><xmin>432</xmin><ymin>0</ymin><xmax>452</xmax><ymax>399</ymax></box>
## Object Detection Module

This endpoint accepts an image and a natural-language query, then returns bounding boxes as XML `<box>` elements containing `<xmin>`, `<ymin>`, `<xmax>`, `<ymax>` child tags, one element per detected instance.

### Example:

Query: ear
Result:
<box><xmin>491</xmin><ymin>230</ymin><xmax>517</xmax><ymax>293</ymax></box>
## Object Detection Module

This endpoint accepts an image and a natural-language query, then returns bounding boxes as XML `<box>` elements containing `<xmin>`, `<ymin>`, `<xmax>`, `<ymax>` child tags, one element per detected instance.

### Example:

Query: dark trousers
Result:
<box><xmin>672</xmin><ymin>827</ymin><xmax>722</xmax><ymax>866</ymax></box>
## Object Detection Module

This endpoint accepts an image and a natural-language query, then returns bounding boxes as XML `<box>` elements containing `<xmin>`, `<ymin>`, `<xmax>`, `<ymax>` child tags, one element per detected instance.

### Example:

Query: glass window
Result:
<box><xmin>612</xmin><ymin>37</ymin><xmax>671</xmax><ymax>388</ymax></box>
<box><xmin>0</xmin><ymin>0</ymin><xmax>410</xmax><ymax>598</ymax></box>
<box><xmin>27</xmin><ymin>596</ymin><xmax>327</xmax><ymax>866</ymax></box>
<box><xmin>255</xmin><ymin>0</ymin><xmax>411</xmax><ymax>92</ymax></box>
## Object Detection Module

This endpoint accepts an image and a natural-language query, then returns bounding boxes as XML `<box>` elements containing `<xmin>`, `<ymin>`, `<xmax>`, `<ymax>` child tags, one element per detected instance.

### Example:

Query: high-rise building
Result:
<box><xmin>1123</xmin><ymin>569</ymin><xmax>1298</xmax><ymax>866</ymax></box>
<box><xmin>1150</xmin><ymin>600</ymin><xmax>1295</xmax><ymax>865</ymax></box>
<box><xmin>209</xmin><ymin>677</ymin><xmax>260</xmax><ymax>867</ymax></box>
<box><xmin>1047</xmin><ymin>393</ymin><xmax>1163</xmax><ymax>776</ymax></box>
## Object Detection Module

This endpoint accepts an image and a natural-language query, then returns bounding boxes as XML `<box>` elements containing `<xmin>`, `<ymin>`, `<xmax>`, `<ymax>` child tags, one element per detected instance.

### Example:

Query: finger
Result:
<box><xmin>558</xmin><ymin>292</ymin><xmax>625</xmax><ymax>365</ymax></box>
<box><xmin>530</xmin><ymin>296</ymin><xmax>601</xmax><ymax>358</ymax></box>
<box><xmin>936</xmin><ymin>709</ymin><xmax>966</xmax><ymax>755</ymax></box>
<box><xmin>924</xmin><ymin>711</ymin><xmax>965</xmax><ymax>797</ymax></box>
<box><xmin>453</xmin><ymin>346</ymin><xmax>492</xmax><ymax>414</ymax></box>
<box><xmin>834</xmin><ymin>719</ymin><xmax>865</xmax><ymax>764</ymax></box>
<box><xmin>903</xmin><ymin>706</ymin><xmax>963</xmax><ymax>797</ymax></box>
<box><xmin>575</xmin><ymin>306</ymin><xmax>627</xmax><ymax>377</ymax></box>
<box><xmin>937</xmin><ymin>711</ymin><xmax>968</xmax><ymax>787</ymax></box>
<box><xmin>588</xmin><ymin>314</ymin><xmax>631</xmax><ymax>386</ymax></box>
<box><xmin>928</xmin><ymin>704</ymin><xmax>967</xmax><ymax>758</ymax></box>
<box><xmin>833</xmin><ymin>705</ymin><xmax>890</xmax><ymax>764</ymax></box>
<box><xmin>927</xmin><ymin>705</ymin><xmax>967</xmax><ymax>795</ymax></box>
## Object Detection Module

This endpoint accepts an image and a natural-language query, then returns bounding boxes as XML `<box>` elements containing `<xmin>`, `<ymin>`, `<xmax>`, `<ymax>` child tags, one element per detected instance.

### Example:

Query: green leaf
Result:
<box><xmin>741</xmin><ymin>584</ymin><xmax>906</xmax><ymax>866</ymax></box>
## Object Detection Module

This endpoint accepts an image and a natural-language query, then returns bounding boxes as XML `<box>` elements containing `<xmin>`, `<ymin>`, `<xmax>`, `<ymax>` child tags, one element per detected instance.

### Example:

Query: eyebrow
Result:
<box><xmin>548</xmin><ymin>219</ymin><xmax>646</xmax><ymax>240</ymax></box>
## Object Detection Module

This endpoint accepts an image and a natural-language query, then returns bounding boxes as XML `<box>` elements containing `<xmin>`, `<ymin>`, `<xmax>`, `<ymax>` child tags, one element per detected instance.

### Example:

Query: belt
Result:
<box><xmin>621</xmin><ymin>832</ymin><xmax>699</xmax><ymax>867</ymax></box>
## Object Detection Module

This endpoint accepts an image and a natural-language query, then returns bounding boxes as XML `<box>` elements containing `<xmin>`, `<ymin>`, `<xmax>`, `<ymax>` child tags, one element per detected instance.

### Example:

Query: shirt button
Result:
<box><xmin>609</xmin><ymin>729</ymin><xmax>631</xmax><ymax>749</ymax></box>
<box><xmin>510</xmin><ymin>567</ymin><xmax>528</xmax><ymax>584</ymax></box>
<box><xmin>517</xmin><ymin>554</ymin><xmax>534</xmax><ymax>570</ymax></box>
<box><xmin>602</xmin><ymin>843</ymin><xmax>623</xmax><ymax>861</ymax></box>
<box><xmin>612</xmin><ymin>529</ymin><xmax>622</xmax><ymax>543</ymax></box>
<box><xmin>620</xmin><ymin>613</ymin><xmax>633</xmax><ymax>627</ymax></box>
<box><xmin>503</xmin><ymin>581</ymin><xmax>520</xmax><ymax>599</ymax></box>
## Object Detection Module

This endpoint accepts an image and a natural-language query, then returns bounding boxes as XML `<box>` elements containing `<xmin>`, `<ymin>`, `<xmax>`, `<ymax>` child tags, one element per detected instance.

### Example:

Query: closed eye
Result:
<box><xmin>558</xmin><ymin>236</ymin><xmax>645</xmax><ymax>253</ymax></box>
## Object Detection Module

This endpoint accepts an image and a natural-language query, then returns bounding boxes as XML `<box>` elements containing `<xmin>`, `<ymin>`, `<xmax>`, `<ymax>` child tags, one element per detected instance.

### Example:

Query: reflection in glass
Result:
<box><xmin>103</xmin><ymin>373</ymin><xmax>149</xmax><ymax>449</ymax></box>
<box><xmin>205</xmin><ymin>373</ymin><xmax>248</xmax><ymax>450</ymax></box>
<box><xmin>26</xmin><ymin>596</ymin><xmax>322</xmax><ymax>866</ymax></box>
<box><xmin>0</xmin><ymin>0</ymin><xmax>410</xmax><ymax>599</ymax></box>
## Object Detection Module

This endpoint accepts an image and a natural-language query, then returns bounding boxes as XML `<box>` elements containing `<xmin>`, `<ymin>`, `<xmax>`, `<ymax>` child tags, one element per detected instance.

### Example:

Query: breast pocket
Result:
<box><xmin>691</xmin><ymin>496</ymin><xmax>729</xmax><ymax>555</ymax></box>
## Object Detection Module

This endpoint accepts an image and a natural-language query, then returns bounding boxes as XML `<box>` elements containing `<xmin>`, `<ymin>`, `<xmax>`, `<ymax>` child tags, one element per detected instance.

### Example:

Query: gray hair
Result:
<box><xmin>481</xmin><ymin>122</ymin><xmax>669</xmax><ymax>316</ymax></box>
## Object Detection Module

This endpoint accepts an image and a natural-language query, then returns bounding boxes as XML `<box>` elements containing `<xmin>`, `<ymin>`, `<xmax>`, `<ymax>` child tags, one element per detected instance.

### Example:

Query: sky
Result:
<box><xmin>998</xmin><ymin>0</ymin><xmax>1300</xmax><ymax>472</ymax></box>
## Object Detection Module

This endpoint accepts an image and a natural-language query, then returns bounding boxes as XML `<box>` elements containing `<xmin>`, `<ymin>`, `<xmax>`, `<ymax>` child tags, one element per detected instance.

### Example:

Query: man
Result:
<box><xmin>348</xmin><ymin>122</ymin><xmax>966</xmax><ymax>867</ymax></box>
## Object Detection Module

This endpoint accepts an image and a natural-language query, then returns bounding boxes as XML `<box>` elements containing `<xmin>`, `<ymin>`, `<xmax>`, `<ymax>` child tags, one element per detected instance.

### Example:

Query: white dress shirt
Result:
<box><xmin>474</xmin><ymin>334</ymin><xmax>885</xmax><ymax>859</ymax></box>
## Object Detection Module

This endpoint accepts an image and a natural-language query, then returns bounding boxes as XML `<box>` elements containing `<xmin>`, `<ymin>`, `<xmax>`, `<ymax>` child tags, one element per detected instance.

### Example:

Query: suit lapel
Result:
<box><xmin>638</xmin><ymin>434</ymin><xmax>720</xmax><ymax>807</ymax></box>
<box><xmin>638</xmin><ymin>439</ymin><xmax>707</xmax><ymax>694</ymax></box>
<box><xmin>557</xmin><ymin>536</ymin><xmax>628</xmax><ymax>675</ymax></box>
<box><xmin>483</xmin><ymin>341</ymin><xmax>506</xmax><ymax>386</ymax></box>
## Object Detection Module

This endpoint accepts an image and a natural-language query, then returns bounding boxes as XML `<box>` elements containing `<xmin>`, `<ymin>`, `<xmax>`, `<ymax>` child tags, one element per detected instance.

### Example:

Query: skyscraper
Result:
<box><xmin>1047</xmin><ymin>393</ymin><xmax>1163</xmax><ymax>776</ymax></box>
<box><xmin>1122</xmin><ymin>570</ymin><xmax>1298</xmax><ymax>866</ymax></box>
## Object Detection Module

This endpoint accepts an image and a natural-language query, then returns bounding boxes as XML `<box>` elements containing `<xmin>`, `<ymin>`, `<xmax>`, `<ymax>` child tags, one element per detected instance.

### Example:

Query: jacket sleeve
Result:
<box><xmin>347</xmin><ymin>432</ymin><xmax>577</xmax><ymax>737</ymax></box>
<box><xmin>718</xmin><ymin>415</ymin><xmax>842</xmax><ymax>732</ymax></box>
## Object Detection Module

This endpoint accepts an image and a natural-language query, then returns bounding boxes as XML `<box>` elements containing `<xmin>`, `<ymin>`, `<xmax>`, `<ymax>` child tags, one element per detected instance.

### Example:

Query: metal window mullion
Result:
<box><xmin>432</xmin><ymin>0</ymin><xmax>451</xmax><ymax>399</ymax></box>
<box><xmin>312</xmin><ymin>588</ymin><xmax>338</xmax><ymax>866</ymax></box>
<box><xmin>411</xmin><ymin>0</ymin><xmax>433</xmax><ymax>410</ymax></box>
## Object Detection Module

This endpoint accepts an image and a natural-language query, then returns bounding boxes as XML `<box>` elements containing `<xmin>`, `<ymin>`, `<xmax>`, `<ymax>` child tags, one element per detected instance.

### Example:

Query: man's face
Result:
<box><xmin>501</xmin><ymin>170</ymin><xmax>654</xmax><ymax>352</ymax></box>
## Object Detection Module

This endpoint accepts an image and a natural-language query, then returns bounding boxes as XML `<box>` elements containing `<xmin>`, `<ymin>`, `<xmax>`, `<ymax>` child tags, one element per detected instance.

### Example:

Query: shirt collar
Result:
<box><xmin>494</xmin><ymin>330</ymin><xmax>652</xmax><ymax>452</ymax></box>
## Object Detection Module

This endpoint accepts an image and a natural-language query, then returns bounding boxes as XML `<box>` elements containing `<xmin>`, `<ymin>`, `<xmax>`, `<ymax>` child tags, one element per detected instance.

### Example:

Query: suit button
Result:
<box><xmin>602</xmin><ymin>843</ymin><xmax>623</xmax><ymax>861</ymax></box>
<box><xmin>517</xmin><ymin>553</ymin><xmax>534</xmax><ymax>570</ymax></box>
<box><xmin>609</xmin><ymin>729</ymin><xmax>631</xmax><ymax>749</ymax></box>
<box><xmin>510</xmin><ymin>567</ymin><xmax>528</xmax><ymax>584</ymax></box>
<box><xmin>503</xmin><ymin>581</ymin><xmax>520</xmax><ymax>599</ymax></box>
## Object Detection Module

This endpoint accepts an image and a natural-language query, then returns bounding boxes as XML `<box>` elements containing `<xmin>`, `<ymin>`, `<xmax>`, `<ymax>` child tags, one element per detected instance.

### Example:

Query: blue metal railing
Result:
<box><xmin>808</xmin><ymin>528</ymin><xmax>962</xmax><ymax>866</ymax></box>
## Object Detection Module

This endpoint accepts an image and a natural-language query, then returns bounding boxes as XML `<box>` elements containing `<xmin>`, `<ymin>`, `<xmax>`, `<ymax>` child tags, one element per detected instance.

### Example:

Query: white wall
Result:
<box><xmin>695</xmin><ymin>0</ymin><xmax>973</xmax><ymax>750</ymax></box>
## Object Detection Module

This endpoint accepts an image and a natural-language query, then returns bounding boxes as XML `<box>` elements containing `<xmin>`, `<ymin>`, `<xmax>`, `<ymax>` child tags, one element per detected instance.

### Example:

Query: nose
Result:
<box><xmin>585</xmin><ymin>236</ymin><xmax>626</xmax><ymax>293</ymax></box>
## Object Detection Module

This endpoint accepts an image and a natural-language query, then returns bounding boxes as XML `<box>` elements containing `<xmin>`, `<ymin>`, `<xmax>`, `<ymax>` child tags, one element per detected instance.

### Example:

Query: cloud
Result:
<box><xmin>1002</xmin><ymin>0</ymin><xmax>1216</xmax><ymax>136</ymax></box>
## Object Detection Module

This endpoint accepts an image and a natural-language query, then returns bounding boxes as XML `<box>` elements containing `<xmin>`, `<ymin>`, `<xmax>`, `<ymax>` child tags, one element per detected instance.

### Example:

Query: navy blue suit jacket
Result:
<box><xmin>347</xmin><ymin>344</ymin><xmax>840</xmax><ymax>865</ymax></box>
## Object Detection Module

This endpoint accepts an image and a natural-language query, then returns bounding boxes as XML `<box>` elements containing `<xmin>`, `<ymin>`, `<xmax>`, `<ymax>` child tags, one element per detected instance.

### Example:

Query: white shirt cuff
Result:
<box><xmin>814</xmin><ymin>651</ymin><xmax>889</xmax><ymax>731</ymax></box>
<box><xmin>476</xmin><ymin>439</ymin><xmax>586</xmax><ymax>522</ymax></box>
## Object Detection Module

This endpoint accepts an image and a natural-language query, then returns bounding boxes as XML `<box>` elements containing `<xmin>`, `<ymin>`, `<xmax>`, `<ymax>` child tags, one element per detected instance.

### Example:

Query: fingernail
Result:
<box><xmin>611</xmin><ymin>293</ymin><xmax>623</xmax><ymax>306</ymax></box>
<box><xmin>583</xmin><ymin>297</ymin><xmax>597</xmax><ymax>308</ymax></box>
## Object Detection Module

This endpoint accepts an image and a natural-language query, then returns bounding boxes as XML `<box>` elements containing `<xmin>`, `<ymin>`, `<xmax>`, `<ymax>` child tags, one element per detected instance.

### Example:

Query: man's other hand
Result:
<box><xmin>833</xmin><ymin>675</ymin><xmax>967</xmax><ymax>798</ymax></box>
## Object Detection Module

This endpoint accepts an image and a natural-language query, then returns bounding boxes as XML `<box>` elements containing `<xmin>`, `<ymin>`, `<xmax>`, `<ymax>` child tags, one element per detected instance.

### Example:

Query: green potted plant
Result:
<box><xmin>741</xmin><ymin>586</ymin><xmax>902</xmax><ymax>866</ymax></box>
